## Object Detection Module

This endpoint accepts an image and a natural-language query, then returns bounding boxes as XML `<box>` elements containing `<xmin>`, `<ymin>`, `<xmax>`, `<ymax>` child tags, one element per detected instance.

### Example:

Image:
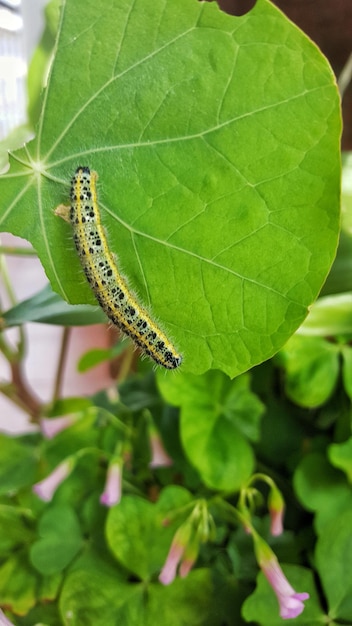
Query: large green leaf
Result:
<box><xmin>60</xmin><ymin>567</ymin><xmax>218</xmax><ymax>626</ymax></box>
<box><xmin>60</xmin><ymin>568</ymin><xmax>144</xmax><ymax>626</ymax></box>
<box><xmin>0</xmin><ymin>0</ymin><xmax>340</xmax><ymax>376</ymax></box>
<box><xmin>321</xmin><ymin>152</ymin><xmax>352</xmax><ymax>296</ymax></box>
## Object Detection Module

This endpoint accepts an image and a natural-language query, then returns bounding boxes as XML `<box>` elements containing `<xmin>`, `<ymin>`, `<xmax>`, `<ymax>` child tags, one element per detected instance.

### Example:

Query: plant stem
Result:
<box><xmin>0</xmin><ymin>246</ymin><xmax>37</xmax><ymax>257</ymax></box>
<box><xmin>0</xmin><ymin>359</ymin><xmax>42</xmax><ymax>420</ymax></box>
<box><xmin>52</xmin><ymin>327</ymin><xmax>71</xmax><ymax>402</ymax></box>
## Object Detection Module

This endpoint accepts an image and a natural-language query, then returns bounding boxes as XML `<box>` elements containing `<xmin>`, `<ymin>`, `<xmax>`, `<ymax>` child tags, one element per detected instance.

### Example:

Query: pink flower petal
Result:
<box><xmin>179</xmin><ymin>556</ymin><xmax>195</xmax><ymax>579</ymax></box>
<box><xmin>0</xmin><ymin>609</ymin><xmax>15</xmax><ymax>626</ymax></box>
<box><xmin>40</xmin><ymin>415</ymin><xmax>78</xmax><ymax>439</ymax></box>
<box><xmin>149</xmin><ymin>433</ymin><xmax>173</xmax><ymax>468</ymax></box>
<box><xmin>262</xmin><ymin>557</ymin><xmax>309</xmax><ymax>620</ymax></box>
<box><xmin>279</xmin><ymin>592</ymin><xmax>310</xmax><ymax>619</ymax></box>
<box><xmin>100</xmin><ymin>461</ymin><xmax>122</xmax><ymax>507</ymax></box>
<box><xmin>159</xmin><ymin>542</ymin><xmax>185</xmax><ymax>585</ymax></box>
<box><xmin>33</xmin><ymin>459</ymin><xmax>72</xmax><ymax>502</ymax></box>
<box><xmin>270</xmin><ymin>508</ymin><xmax>284</xmax><ymax>537</ymax></box>
<box><xmin>268</xmin><ymin>486</ymin><xmax>285</xmax><ymax>536</ymax></box>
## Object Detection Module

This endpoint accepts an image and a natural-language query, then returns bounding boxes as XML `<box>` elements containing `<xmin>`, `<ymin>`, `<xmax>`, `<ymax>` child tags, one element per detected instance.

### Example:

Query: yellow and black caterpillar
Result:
<box><xmin>57</xmin><ymin>166</ymin><xmax>182</xmax><ymax>369</ymax></box>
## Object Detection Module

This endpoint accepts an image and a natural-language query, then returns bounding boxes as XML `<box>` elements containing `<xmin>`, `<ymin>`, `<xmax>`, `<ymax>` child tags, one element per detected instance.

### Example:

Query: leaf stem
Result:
<box><xmin>338</xmin><ymin>51</ymin><xmax>352</xmax><ymax>98</ymax></box>
<box><xmin>52</xmin><ymin>327</ymin><xmax>71</xmax><ymax>403</ymax></box>
<box><xmin>0</xmin><ymin>250</ymin><xmax>26</xmax><ymax>358</ymax></box>
<box><xmin>0</xmin><ymin>359</ymin><xmax>42</xmax><ymax>420</ymax></box>
<box><xmin>0</xmin><ymin>246</ymin><xmax>37</xmax><ymax>257</ymax></box>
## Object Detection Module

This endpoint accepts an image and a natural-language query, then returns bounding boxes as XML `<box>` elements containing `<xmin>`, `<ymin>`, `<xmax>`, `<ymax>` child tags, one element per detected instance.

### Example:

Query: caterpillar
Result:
<box><xmin>56</xmin><ymin>166</ymin><xmax>182</xmax><ymax>369</ymax></box>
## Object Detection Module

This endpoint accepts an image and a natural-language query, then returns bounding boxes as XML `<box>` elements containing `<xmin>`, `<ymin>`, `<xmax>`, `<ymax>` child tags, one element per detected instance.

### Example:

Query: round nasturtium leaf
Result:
<box><xmin>0</xmin><ymin>0</ymin><xmax>341</xmax><ymax>377</ymax></box>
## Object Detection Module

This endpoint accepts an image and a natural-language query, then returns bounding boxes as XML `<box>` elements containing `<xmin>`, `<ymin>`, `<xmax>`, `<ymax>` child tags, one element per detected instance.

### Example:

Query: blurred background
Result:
<box><xmin>0</xmin><ymin>0</ymin><xmax>47</xmax><ymax>139</ymax></box>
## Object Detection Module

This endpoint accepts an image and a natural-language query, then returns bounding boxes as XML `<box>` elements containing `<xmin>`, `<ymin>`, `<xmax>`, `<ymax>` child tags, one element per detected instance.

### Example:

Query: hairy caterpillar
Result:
<box><xmin>56</xmin><ymin>166</ymin><xmax>182</xmax><ymax>369</ymax></box>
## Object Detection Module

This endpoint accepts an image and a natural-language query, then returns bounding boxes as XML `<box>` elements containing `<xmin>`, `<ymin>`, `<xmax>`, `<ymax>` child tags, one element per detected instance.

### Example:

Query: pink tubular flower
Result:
<box><xmin>268</xmin><ymin>485</ymin><xmax>285</xmax><ymax>536</ymax></box>
<box><xmin>262</xmin><ymin>558</ymin><xmax>309</xmax><ymax>619</ymax></box>
<box><xmin>159</xmin><ymin>539</ymin><xmax>185</xmax><ymax>585</ymax></box>
<box><xmin>270</xmin><ymin>508</ymin><xmax>284</xmax><ymax>537</ymax></box>
<box><xmin>40</xmin><ymin>414</ymin><xmax>79</xmax><ymax>439</ymax></box>
<box><xmin>159</xmin><ymin>523</ymin><xmax>192</xmax><ymax>585</ymax></box>
<box><xmin>100</xmin><ymin>459</ymin><xmax>122</xmax><ymax>507</ymax></box>
<box><xmin>148</xmin><ymin>424</ymin><xmax>173</xmax><ymax>468</ymax></box>
<box><xmin>179</xmin><ymin>536</ymin><xmax>199</xmax><ymax>579</ymax></box>
<box><xmin>0</xmin><ymin>609</ymin><xmax>15</xmax><ymax>626</ymax></box>
<box><xmin>33</xmin><ymin>458</ymin><xmax>74</xmax><ymax>502</ymax></box>
<box><xmin>255</xmin><ymin>537</ymin><xmax>309</xmax><ymax>619</ymax></box>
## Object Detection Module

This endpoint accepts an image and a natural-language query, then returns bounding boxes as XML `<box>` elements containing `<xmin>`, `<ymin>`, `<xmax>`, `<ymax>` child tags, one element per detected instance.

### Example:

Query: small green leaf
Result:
<box><xmin>38</xmin><ymin>571</ymin><xmax>62</xmax><ymax>603</ymax></box>
<box><xmin>315</xmin><ymin>511</ymin><xmax>352</xmax><ymax>621</ymax></box>
<box><xmin>1</xmin><ymin>284</ymin><xmax>106</xmax><ymax>328</ymax></box>
<box><xmin>0</xmin><ymin>434</ymin><xmax>37</xmax><ymax>494</ymax></box>
<box><xmin>15</xmin><ymin>601</ymin><xmax>62</xmax><ymax>626</ymax></box>
<box><xmin>297</xmin><ymin>294</ymin><xmax>352</xmax><ymax>337</ymax></box>
<box><xmin>276</xmin><ymin>336</ymin><xmax>340</xmax><ymax>407</ymax></box>
<box><xmin>49</xmin><ymin>396</ymin><xmax>93</xmax><ymax>416</ymax></box>
<box><xmin>223</xmin><ymin>374</ymin><xmax>265</xmax><ymax>442</ymax></box>
<box><xmin>77</xmin><ymin>342</ymin><xmax>125</xmax><ymax>373</ymax></box>
<box><xmin>293</xmin><ymin>453</ymin><xmax>352</xmax><ymax>534</ymax></box>
<box><xmin>30</xmin><ymin>505</ymin><xmax>83</xmax><ymax>575</ymax></box>
<box><xmin>147</xmin><ymin>568</ymin><xmax>221</xmax><ymax>626</ymax></box>
<box><xmin>0</xmin><ymin>551</ymin><xmax>38</xmax><ymax>615</ymax></box>
<box><xmin>328</xmin><ymin>438</ymin><xmax>352</xmax><ymax>483</ymax></box>
<box><xmin>0</xmin><ymin>506</ymin><xmax>34</xmax><ymax>557</ymax></box>
<box><xmin>157</xmin><ymin>370</ymin><xmax>259</xmax><ymax>490</ymax></box>
<box><xmin>106</xmin><ymin>487</ymin><xmax>192</xmax><ymax>581</ymax></box>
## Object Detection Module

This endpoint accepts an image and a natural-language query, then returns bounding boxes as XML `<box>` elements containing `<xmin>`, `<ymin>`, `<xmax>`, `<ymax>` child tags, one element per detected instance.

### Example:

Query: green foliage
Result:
<box><xmin>1</xmin><ymin>284</ymin><xmax>105</xmax><ymax>328</ymax></box>
<box><xmin>294</xmin><ymin>452</ymin><xmax>352</xmax><ymax>534</ymax></box>
<box><xmin>106</xmin><ymin>487</ymin><xmax>192</xmax><ymax>579</ymax></box>
<box><xmin>329</xmin><ymin>438</ymin><xmax>352</xmax><ymax>482</ymax></box>
<box><xmin>315</xmin><ymin>511</ymin><xmax>352</xmax><ymax>621</ymax></box>
<box><xmin>0</xmin><ymin>0</ymin><xmax>349</xmax><ymax>625</ymax></box>
<box><xmin>30</xmin><ymin>505</ymin><xmax>83</xmax><ymax>575</ymax></box>
<box><xmin>59</xmin><ymin>567</ymin><xmax>219</xmax><ymax>626</ymax></box>
<box><xmin>0</xmin><ymin>336</ymin><xmax>350</xmax><ymax>624</ymax></box>
<box><xmin>0</xmin><ymin>0</ymin><xmax>341</xmax><ymax>376</ymax></box>
<box><xmin>157</xmin><ymin>370</ymin><xmax>264</xmax><ymax>490</ymax></box>
<box><xmin>0</xmin><ymin>435</ymin><xmax>37</xmax><ymax>494</ymax></box>
<box><xmin>276</xmin><ymin>336</ymin><xmax>340</xmax><ymax>407</ymax></box>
